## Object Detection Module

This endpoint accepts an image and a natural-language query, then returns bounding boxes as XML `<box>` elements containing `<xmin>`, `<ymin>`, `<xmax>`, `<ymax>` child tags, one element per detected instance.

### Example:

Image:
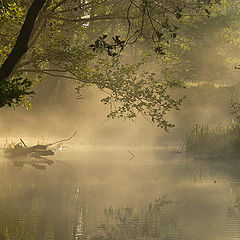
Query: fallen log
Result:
<box><xmin>4</xmin><ymin>131</ymin><xmax>76</xmax><ymax>159</ymax></box>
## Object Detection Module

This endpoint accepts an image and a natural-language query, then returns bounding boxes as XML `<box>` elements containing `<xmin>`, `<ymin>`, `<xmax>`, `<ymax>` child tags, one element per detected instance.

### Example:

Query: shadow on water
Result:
<box><xmin>0</xmin><ymin>148</ymin><xmax>240</xmax><ymax>239</ymax></box>
<box><xmin>9</xmin><ymin>156</ymin><xmax>55</xmax><ymax>170</ymax></box>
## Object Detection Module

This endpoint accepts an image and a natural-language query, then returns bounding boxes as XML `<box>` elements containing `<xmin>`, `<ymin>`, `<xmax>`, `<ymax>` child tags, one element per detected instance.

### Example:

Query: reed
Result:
<box><xmin>185</xmin><ymin>122</ymin><xmax>240</xmax><ymax>157</ymax></box>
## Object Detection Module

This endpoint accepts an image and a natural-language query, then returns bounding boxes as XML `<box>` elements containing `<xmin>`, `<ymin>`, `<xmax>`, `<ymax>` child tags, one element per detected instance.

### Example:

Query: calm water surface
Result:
<box><xmin>0</xmin><ymin>146</ymin><xmax>240</xmax><ymax>240</ymax></box>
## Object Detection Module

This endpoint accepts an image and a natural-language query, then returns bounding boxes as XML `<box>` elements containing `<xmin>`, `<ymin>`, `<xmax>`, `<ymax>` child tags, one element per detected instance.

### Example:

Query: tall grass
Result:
<box><xmin>185</xmin><ymin>122</ymin><xmax>240</xmax><ymax>157</ymax></box>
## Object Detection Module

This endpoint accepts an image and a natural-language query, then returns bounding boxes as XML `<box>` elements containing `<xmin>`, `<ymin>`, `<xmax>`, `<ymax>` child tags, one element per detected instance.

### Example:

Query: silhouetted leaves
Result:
<box><xmin>89</xmin><ymin>35</ymin><xmax>125</xmax><ymax>57</ymax></box>
<box><xmin>155</xmin><ymin>46</ymin><xmax>165</xmax><ymax>55</ymax></box>
<box><xmin>87</xmin><ymin>58</ymin><xmax>184</xmax><ymax>131</ymax></box>
<box><xmin>205</xmin><ymin>8</ymin><xmax>211</xmax><ymax>17</ymax></box>
<box><xmin>176</xmin><ymin>12</ymin><xmax>182</xmax><ymax>19</ymax></box>
<box><xmin>156</xmin><ymin>31</ymin><xmax>164</xmax><ymax>40</ymax></box>
<box><xmin>0</xmin><ymin>77</ymin><xmax>34</xmax><ymax>108</ymax></box>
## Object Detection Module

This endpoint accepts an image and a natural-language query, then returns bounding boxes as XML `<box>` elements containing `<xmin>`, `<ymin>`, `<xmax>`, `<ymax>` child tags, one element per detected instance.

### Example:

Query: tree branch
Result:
<box><xmin>0</xmin><ymin>0</ymin><xmax>47</xmax><ymax>80</ymax></box>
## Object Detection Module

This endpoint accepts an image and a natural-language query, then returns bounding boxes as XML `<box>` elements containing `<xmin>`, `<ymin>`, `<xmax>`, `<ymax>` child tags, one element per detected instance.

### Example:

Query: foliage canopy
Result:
<box><xmin>0</xmin><ymin>0</ymin><xmax>219</xmax><ymax>130</ymax></box>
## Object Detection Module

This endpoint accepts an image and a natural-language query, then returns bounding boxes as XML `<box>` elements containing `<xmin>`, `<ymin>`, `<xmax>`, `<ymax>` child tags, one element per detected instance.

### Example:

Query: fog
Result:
<box><xmin>0</xmin><ymin>73</ymin><xmax>237</xmax><ymax>148</ymax></box>
<box><xmin>0</xmin><ymin>77</ymin><xmax>170</xmax><ymax>148</ymax></box>
<box><xmin>3</xmin><ymin>69</ymin><xmax>238</xmax><ymax>151</ymax></box>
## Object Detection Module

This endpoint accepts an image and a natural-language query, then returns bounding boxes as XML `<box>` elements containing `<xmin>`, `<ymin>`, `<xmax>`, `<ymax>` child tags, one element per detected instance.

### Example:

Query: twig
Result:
<box><xmin>128</xmin><ymin>150</ymin><xmax>135</xmax><ymax>160</ymax></box>
<box><xmin>55</xmin><ymin>160</ymin><xmax>75</xmax><ymax>172</ymax></box>
<box><xmin>20</xmin><ymin>139</ymin><xmax>28</xmax><ymax>148</ymax></box>
<box><xmin>46</xmin><ymin>131</ymin><xmax>77</xmax><ymax>146</ymax></box>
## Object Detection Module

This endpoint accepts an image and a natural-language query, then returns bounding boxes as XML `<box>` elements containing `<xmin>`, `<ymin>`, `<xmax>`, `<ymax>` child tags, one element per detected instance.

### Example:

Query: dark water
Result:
<box><xmin>0</xmin><ymin>147</ymin><xmax>240</xmax><ymax>240</ymax></box>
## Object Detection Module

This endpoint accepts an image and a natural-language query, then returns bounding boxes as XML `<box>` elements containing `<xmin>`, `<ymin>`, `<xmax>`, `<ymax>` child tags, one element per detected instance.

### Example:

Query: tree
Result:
<box><xmin>0</xmin><ymin>0</ymin><xmax>217</xmax><ymax>130</ymax></box>
<box><xmin>0</xmin><ymin>0</ymin><xmax>46</xmax><ymax>107</ymax></box>
<box><xmin>155</xmin><ymin>0</ymin><xmax>240</xmax><ymax>85</ymax></box>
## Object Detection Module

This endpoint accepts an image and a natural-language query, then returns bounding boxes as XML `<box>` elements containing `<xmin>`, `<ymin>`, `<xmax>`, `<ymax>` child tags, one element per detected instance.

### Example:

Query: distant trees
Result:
<box><xmin>0</xmin><ymin>0</ymin><xmax>217</xmax><ymax>130</ymax></box>
<box><xmin>158</xmin><ymin>0</ymin><xmax>240</xmax><ymax>85</ymax></box>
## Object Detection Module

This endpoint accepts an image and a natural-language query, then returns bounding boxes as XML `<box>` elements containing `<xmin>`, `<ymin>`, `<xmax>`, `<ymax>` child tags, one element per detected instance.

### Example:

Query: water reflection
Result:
<box><xmin>4</xmin><ymin>141</ymin><xmax>56</xmax><ymax>170</ymax></box>
<box><xmin>0</xmin><ymin>149</ymin><xmax>239</xmax><ymax>239</ymax></box>
<box><xmin>9</xmin><ymin>157</ymin><xmax>55</xmax><ymax>169</ymax></box>
<box><xmin>92</xmin><ymin>195</ymin><xmax>183</xmax><ymax>240</ymax></box>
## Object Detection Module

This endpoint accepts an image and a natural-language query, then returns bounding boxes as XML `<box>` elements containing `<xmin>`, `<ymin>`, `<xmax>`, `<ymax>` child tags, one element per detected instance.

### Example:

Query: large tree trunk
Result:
<box><xmin>0</xmin><ymin>0</ymin><xmax>47</xmax><ymax>80</ymax></box>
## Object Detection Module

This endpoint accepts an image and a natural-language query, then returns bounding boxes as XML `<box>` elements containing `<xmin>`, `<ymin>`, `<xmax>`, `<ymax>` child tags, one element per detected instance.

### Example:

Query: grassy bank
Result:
<box><xmin>185</xmin><ymin>122</ymin><xmax>240</xmax><ymax>158</ymax></box>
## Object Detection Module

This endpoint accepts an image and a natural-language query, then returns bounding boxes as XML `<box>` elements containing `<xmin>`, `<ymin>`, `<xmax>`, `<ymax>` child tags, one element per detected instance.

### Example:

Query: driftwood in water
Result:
<box><xmin>4</xmin><ymin>131</ymin><xmax>76</xmax><ymax>159</ymax></box>
<box><xmin>45</xmin><ymin>131</ymin><xmax>77</xmax><ymax>147</ymax></box>
<box><xmin>4</xmin><ymin>142</ymin><xmax>54</xmax><ymax>159</ymax></box>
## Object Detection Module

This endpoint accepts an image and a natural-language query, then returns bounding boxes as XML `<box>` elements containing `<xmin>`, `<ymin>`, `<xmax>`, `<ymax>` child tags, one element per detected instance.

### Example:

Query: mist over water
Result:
<box><xmin>0</xmin><ymin>78</ymin><xmax>169</xmax><ymax>148</ymax></box>
<box><xmin>0</xmin><ymin>77</ymin><xmax>235</xmax><ymax>147</ymax></box>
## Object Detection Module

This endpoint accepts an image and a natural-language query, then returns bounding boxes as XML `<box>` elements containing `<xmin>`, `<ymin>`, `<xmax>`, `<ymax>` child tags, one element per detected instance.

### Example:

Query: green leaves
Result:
<box><xmin>176</xmin><ymin>12</ymin><xmax>182</xmax><ymax>19</ymax></box>
<box><xmin>175</xmin><ymin>6</ymin><xmax>183</xmax><ymax>19</ymax></box>
<box><xmin>89</xmin><ymin>35</ymin><xmax>125</xmax><ymax>57</ymax></box>
<box><xmin>205</xmin><ymin>8</ymin><xmax>211</xmax><ymax>17</ymax></box>
<box><xmin>156</xmin><ymin>31</ymin><xmax>164</xmax><ymax>40</ymax></box>
<box><xmin>0</xmin><ymin>77</ymin><xmax>34</xmax><ymax>108</ymax></box>
<box><xmin>155</xmin><ymin>46</ymin><xmax>165</xmax><ymax>55</ymax></box>
<box><xmin>83</xmin><ymin>58</ymin><xmax>184</xmax><ymax>131</ymax></box>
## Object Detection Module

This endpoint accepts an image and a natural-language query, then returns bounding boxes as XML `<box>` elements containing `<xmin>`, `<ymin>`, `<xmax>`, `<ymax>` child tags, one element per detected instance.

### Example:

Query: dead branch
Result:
<box><xmin>46</xmin><ymin>131</ymin><xmax>77</xmax><ymax>146</ymax></box>
<box><xmin>128</xmin><ymin>150</ymin><xmax>135</xmax><ymax>160</ymax></box>
<box><xmin>20</xmin><ymin>138</ymin><xmax>28</xmax><ymax>148</ymax></box>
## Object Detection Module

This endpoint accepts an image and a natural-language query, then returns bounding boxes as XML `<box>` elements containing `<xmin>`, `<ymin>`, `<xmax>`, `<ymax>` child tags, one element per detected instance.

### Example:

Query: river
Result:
<box><xmin>0</xmin><ymin>146</ymin><xmax>239</xmax><ymax>240</ymax></box>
